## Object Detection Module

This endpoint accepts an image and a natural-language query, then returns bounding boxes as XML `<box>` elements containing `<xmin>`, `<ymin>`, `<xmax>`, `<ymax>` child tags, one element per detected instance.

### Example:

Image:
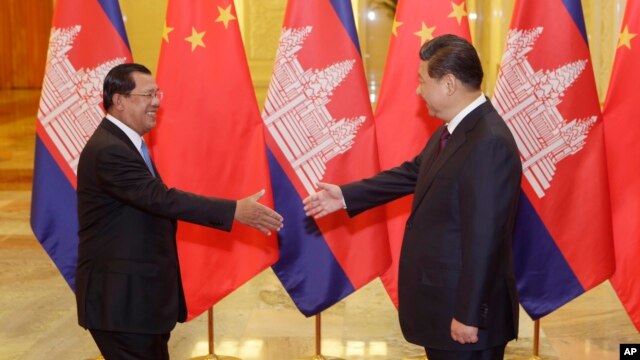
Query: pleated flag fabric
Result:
<box><xmin>492</xmin><ymin>0</ymin><xmax>615</xmax><ymax>319</ymax></box>
<box><xmin>262</xmin><ymin>0</ymin><xmax>391</xmax><ymax>316</ymax></box>
<box><xmin>31</xmin><ymin>0</ymin><xmax>131</xmax><ymax>290</ymax></box>
<box><xmin>149</xmin><ymin>0</ymin><xmax>278</xmax><ymax>319</ymax></box>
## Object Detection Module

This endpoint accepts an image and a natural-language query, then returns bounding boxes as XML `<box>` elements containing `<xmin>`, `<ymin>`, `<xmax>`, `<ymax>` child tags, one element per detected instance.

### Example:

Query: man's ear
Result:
<box><xmin>445</xmin><ymin>74</ymin><xmax>457</xmax><ymax>96</ymax></box>
<box><xmin>112</xmin><ymin>93</ymin><xmax>125</xmax><ymax>110</ymax></box>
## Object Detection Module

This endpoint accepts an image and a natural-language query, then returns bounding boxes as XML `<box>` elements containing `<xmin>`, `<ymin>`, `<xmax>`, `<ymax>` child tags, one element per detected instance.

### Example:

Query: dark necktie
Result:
<box><xmin>438</xmin><ymin>128</ymin><xmax>451</xmax><ymax>155</ymax></box>
<box><xmin>140</xmin><ymin>141</ymin><xmax>156</xmax><ymax>177</ymax></box>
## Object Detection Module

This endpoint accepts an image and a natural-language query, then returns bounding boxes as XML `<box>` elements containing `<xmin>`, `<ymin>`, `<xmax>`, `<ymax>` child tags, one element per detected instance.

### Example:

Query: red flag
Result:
<box><xmin>374</xmin><ymin>0</ymin><xmax>471</xmax><ymax>306</ymax></box>
<box><xmin>31</xmin><ymin>0</ymin><xmax>131</xmax><ymax>289</ymax></box>
<box><xmin>149</xmin><ymin>0</ymin><xmax>278</xmax><ymax>319</ymax></box>
<box><xmin>262</xmin><ymin>0</ymin><xmax>390</xmax><ymax>316</ymax></box>
<box><xmin>603</xmin><ymin>0</ymin><xmax>640</xmax><ymax>331</ymax></box>
<box><xmin>492</xmin><ymin>0</ymin><xmax>614</xmax><ymax>318</ymax></box>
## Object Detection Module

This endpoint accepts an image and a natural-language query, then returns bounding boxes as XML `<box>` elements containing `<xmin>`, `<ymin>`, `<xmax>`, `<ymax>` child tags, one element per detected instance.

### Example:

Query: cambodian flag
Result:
<box><xmin>492</xmin><ymin>0</ymin><xmax>614</xmax><ymax>318</ymax></box>
<box><xmin>31</xmin><ymin>0</ymin><xmax>131</xmax><ymax>290</ymax></box>
<box><xmin>262</xmin><ymin>0</ymin><xmax>390</xmax><ymax>316</ymax></box>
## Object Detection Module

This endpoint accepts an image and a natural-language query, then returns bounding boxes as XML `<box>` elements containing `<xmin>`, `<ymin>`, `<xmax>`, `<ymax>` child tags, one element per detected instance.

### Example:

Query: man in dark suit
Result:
<box><xmin>76</xmin><ymin>63</ymin><xmax>283</xmax><ymax>360</ymax></box>
<box><xmin>303</xmin><ymin>34</ymin><xmax>521</xmax><ymax>360</ymax></box>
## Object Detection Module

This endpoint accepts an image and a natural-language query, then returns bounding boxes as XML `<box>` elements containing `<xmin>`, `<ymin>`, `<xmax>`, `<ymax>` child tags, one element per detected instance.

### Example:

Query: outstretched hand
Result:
<box><xmin>235</xmin><ymin>189</ymin><xmax>283</xmax><ymax>235</ymax></box>
<box><xmin>302</xmin><ymin>182</ymin><xmax>344</xmax><ymax>219</ymax></box>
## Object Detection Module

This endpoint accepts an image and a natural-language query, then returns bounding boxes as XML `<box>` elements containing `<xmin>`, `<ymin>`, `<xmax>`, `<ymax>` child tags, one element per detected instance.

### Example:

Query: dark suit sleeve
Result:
<box><xmin>341</xmin><ymin>154</ymin><xmax>422</xmax><ymax>217</ymax></box>
<box><xmin>94</xmin><ymin>142</ymin><xmax>236</xmax><ymax>230</ymax></box>
<box><xmin>454</xmin><ymin>137</ymin><xmax>521</xmax><ymax>327</ymax></box>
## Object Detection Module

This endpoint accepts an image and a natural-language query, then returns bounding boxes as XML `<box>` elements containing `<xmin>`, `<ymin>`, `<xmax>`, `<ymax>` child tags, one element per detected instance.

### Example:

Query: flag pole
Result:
<box><xmin>315</xmin><ymin>313</ymin><xmax>324</xmax><ymax>360</ymax></box>
<box><xmin>297</xmin><ymin>313</ymin><xmax>343</xmax><ymax>360</ymax></box>
<box><xmin>190</xmin><ymin>307</ymin><xmax>240</xmax><ymax>360</ymax></box>
<box><xmin>529</xmin><ymin>319</ymin><xmax>542</xmax><ymax>360</ymax></box>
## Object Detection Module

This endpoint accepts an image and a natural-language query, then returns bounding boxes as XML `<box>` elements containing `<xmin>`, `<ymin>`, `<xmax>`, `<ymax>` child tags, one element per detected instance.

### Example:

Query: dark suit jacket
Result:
<box><xmin>76</xmin><ymin>118</ymin><xmax>236</xmax><ymax>334</ymax></box>
<box><xmin>342</xmin><ymin>101</ymin><xmax>521</xmax><ymax>350</ymax></box>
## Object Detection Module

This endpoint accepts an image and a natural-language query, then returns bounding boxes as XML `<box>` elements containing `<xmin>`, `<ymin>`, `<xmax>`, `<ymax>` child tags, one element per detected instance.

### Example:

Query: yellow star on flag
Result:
<box><xmin>448</xmin><ymin>1</ymin><xmax>468</xmax><ymax>25</ymax></box>
<box><xmin>414</xmin><ymin>22</ymin><xmax>436</xmax><ymax>45</ymax></box>
<box><xmin>215</xmin><ymin>4</ymin><xmax>237</xmax><ymax>29</ymax></box>
<box><xmin>185</xmin><ymin>27</ymin><xmax>206</xmax><ymax>51</ymax></box>
<box><xmin>392</xmin><ymin>17</ymin><xmax>403</xmax><ymax>37</ymax></box>
<box><xmin>162</xmin><ymin>22</ymin><xmax>174</xmax><ymax>43</ymax></box>
<box><xmin>618</xmin><ymin>24</ymin><xmax>637</xmax><ymax>49</ymax></box>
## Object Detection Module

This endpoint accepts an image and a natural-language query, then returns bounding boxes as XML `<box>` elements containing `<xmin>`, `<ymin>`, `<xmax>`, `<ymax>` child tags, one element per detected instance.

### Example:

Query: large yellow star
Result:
<box><xmin>392</xmin><ymin>17</ymin><xmax>403</xmax><ymax>37</ymax></box>
<box><xmin>185</xmin><ymin>27</ymin><xmax>206</xmax><ymax>51</ymax></box>
<box><xmin>618</xmin><ymin>24</ymin><xmax>637</xmax><ymax>49</ymax></box>
<box><xmin>215</xmin><ymin>4</ymin><xmax>237</xmax><ymax>29</ymax></box>
<box><xmin>414</xmin><ymin>22</ymin><xmax>436</xmax><ymax>45</ymax></box>
<box><xmin>448</xmin><ymin>1</ymin><xmax>468</xmax><ymax>25</ymax></box>
<box><xmin>162</xmin><ymin>21</ymin><xmax>174</xmax><ymax>43</ymax></box>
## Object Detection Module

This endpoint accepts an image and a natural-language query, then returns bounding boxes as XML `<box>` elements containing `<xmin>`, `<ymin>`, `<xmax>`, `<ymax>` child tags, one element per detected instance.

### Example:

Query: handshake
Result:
<box><xmin>234</xmin><ymin>182</ymin><xmax>344</xmax><ymax>235</ymax></box>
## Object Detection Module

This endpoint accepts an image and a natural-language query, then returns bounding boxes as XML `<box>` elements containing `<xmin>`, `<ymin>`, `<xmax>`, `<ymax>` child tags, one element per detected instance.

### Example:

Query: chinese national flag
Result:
<box><xmin>149</xmin><ymin>0</ymin><xmax>278</xmax><ymax>319</ymax></box>
<box><xmin>374</xmin><ymin>0</ymin><xmax>471</xmax><ymax>306</ymax></box>
<box><xmin>603</xmin><ymin>0</ymin><xmax>640</xmax><ymax>331</ymax></box>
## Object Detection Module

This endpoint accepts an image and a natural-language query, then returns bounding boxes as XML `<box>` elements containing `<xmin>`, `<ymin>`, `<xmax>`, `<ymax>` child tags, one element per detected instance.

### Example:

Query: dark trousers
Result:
<box><xmin>89</xmin><ymin>329</ymin><xmax>170</xmax><ymax>360</ymax></box>
<box><xmin>425</xmin><ymin>344</ymin><xmax>507</xmax><ymax>360</ymax></box>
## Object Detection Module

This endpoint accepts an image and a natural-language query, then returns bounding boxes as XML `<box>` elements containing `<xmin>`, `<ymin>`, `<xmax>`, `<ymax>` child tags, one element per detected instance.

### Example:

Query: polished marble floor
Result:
<box><xmin>1</xmin><ymin>89</ymin><xmax>638</xmax><ymax>359</ymax></box>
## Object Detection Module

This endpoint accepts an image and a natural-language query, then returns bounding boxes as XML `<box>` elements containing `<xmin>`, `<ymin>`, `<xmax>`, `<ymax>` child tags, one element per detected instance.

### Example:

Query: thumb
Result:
<box><xmin>250</xmin><ymin>188</ymin><xmax>266</xmax><ymax>201</ymax></box>
<box><xmin>316</xmin><ymin>182</ymin><xmax>331</xmax><ymax>191</ymax></box>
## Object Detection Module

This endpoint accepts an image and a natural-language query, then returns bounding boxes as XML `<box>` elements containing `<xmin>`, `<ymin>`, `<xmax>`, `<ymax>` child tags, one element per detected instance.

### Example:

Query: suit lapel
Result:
<box><xmin>410</xmin><ymin>101</ymin><xmax>494</xmax><ymax>215</ymax></box>
<box><xmin>100</xmin><ymin>119</ymin><xmax>163</xmax><ymax>180</ymax></box>
<box><xmin>411</xmin><ymin>127</ymin><xmax>467</xmax><ymax>214</ymax></box>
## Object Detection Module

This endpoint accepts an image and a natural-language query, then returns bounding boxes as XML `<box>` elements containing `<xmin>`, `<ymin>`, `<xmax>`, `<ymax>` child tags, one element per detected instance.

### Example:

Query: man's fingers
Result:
<box><xmin>249</xmin><ymin>189</ymin><xmax>266</xmax><ymax>202</ymax></box>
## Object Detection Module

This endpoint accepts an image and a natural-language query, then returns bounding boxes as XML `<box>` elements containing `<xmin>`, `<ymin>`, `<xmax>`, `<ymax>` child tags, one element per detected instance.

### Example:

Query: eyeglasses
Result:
<box><xmin>127</xmin><ymin>90</ymin><xmax>164</xmax><ymax>101</ymax></box>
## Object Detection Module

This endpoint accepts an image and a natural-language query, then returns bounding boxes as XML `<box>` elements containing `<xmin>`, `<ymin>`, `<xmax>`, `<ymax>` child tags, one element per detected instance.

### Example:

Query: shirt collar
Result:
<box><xmin>447</xmin><ymin>94</ymin><xmax>486</xmax><ymax>134</ymax></box>
<box><xmin>106</xmin><ymin>114</ymin><xmax>144</xmax><ymax>154</ymax></box>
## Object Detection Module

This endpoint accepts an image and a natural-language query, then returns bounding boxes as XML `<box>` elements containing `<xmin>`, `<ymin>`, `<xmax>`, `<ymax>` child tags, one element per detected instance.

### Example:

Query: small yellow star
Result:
<box><xmin>215</xmin><ymin>4</ymin><xmax>237</xmax><ymax>29</ymax></box>
<box><xmin>617</xmin><ymin>24</ymin><xmax>637</xmax><ymax>49</ymax></box>
<box><xmin>414</xmin><ymin>22</ymin><xmax>436</xmax><ymax>45</ymax></box>
<box><xmin>162</xmin><ymin>21</ymin><xmax>174</xmax><ymax>43</ymax></box>
<box><xmin>392</xmin><ymin>17</ymin><xmax>403</xmax><ymax>37</ymax></box>
<box><xmin>185</xmin><ymin>27</ymin><xmax>206</xmax><ymax>51</ymax></box>
<box><xmin>448</xmin><ymin>1</ymin><xmax>468</xmax><ymax>25</ymax></box>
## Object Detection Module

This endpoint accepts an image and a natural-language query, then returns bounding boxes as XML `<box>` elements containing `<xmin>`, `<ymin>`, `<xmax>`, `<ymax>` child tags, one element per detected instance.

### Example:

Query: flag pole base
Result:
<box><xmin>295</xmin><ymin>355</ymin><xmax>343</xmax><ymax>360</ymax></box>
<box><xmin>189</xmin><ymin>355</ymin><xmax>241</xmax><ymax>360</ymax></box>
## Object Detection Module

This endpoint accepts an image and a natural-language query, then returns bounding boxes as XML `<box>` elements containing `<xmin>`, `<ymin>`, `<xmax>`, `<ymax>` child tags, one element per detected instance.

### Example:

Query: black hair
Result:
<box><xmin>419</xmin><ymin>34</ymin><xmax>483</xmax><ymax>90</ymax></box>
<box><xmin>102</xmin><ymin>63</ymin><xmax>152</xmax><ymax>111</ymax></box>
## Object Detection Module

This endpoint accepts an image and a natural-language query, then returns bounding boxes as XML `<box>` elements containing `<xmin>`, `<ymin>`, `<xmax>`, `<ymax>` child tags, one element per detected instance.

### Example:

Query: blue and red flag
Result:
<box><xmin>492</xmin><ymin>0</ymin><xmax>614</xmax><ymax>318</ymax></box>
<box><xmin>149</xmin><ymin>0</ymin><xmax>278</xmax><ymax>319</ymax></box>
<box><xmin>603</xmin><ymin>0</ymin><xmax>640</xmax><ymax>331</ymax></box>
<box><xmin>374</xmin><ymin>0</ymin><xmax>471</xmax><ymax>307</ymax></box>
<box><xmin>262</xmin><ymin>0</ymin><xmax>390</xmax><ymax>316</ymax></box>
<box><xmin>31</xmin><ymin>0</ymin><xmax>131</xmax><ymax>290</ymax></box>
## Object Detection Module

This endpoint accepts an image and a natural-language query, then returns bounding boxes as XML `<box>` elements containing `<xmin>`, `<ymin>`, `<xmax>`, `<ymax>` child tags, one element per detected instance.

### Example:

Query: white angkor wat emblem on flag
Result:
<box><xmin>37</xmin><ymin>26</ymin><xmax>126</xmax><ymax>174</ymax></box>
<box><xmin>492</xmin><ymin>27</ymin><xmax>598</xmax><ymax>198</ymax></box>
<box><xmin>262</xmin><ymin>26</ymin><xmax>366</xmax><ymax>194</ymax></box>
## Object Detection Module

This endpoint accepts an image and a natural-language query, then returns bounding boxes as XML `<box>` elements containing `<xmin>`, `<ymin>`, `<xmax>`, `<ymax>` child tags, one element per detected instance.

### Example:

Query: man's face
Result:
<box><xmin>416</xmin><ymin>60</ymin><xmax>449</xmax><ymax>120</ymax></box>
<box><xmin>119</xmin><ymin>72</ymin><xmax>160</xmax><ymax>135</ymax></box>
